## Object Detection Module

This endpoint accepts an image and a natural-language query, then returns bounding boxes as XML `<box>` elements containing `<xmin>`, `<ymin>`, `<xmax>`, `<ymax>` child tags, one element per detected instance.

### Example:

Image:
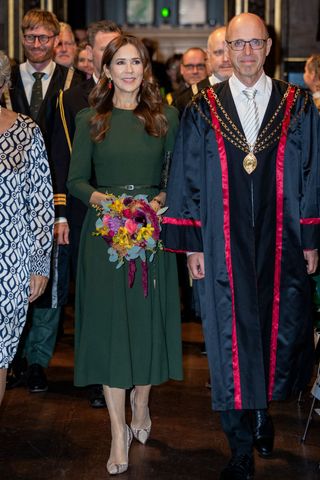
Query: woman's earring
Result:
<box><xmin>108</xmin><ymin>77</ymin><xmax>113</xmax><ymax>90</ymax></box>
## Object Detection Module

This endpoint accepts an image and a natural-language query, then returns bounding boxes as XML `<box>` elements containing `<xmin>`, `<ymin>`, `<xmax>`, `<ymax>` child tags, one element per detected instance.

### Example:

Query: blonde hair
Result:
<box><xmin>21</xmin><ymin>9</ymin><xmax>60</xmax><ymax>35</ymax></box>
<box><xmin>0</xmin><ymin>51</ymin><xmax>11</xmax><ymax>88</ymax></box>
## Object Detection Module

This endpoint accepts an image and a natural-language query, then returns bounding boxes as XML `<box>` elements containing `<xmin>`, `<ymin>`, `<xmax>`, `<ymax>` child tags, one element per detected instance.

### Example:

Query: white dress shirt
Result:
<box><xmin>19</xmin><ymin>59</ymin><xmax>56</xmax><ymax>104</ymax></box>
<box><xmin>228</xmin><ymin>72</ymin><xmax>272</xmax><ymax>132</ymax></box>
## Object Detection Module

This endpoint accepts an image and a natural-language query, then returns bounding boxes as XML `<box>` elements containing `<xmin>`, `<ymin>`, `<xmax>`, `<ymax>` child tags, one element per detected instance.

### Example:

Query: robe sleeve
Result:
<box><xmin>299</xmin><ymin>94</ymin><xmax>320</xmax><ymax>249</ymax></box>
<box><xmin>162</xmin><ymin>102</ymin><xmax>204</xmax><ymax>252</ymax></box>
<box><xmin>67</xmin><ymin>108</ymin><xmax>95</xmax><ymax>205</ymax></box>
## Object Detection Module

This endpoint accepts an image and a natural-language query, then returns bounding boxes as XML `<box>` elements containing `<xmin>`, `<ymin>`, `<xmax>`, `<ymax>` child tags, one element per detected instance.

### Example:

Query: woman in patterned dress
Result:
<box><xmin>68</xmin><ymin>35</ymin><xmax>182</xmax><ymax>475</ymax></box>
<box><xmin>0</xmin><ymin>51</ymin><xmax>54</xmax><ymax>405</ymax></box>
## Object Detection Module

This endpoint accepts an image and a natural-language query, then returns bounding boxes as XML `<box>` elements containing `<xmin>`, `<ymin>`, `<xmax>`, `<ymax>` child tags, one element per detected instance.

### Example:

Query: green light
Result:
<box><xmin>161</xmin><ymin>7</ymin><xmax>170</xmax><ymax>18</ymax></box>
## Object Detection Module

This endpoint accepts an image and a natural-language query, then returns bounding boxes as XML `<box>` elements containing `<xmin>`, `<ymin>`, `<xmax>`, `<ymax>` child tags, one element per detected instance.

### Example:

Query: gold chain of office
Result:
<box><xmin>192</xmin><ymin>85</ymin><xmax>305</xmax><ymax>173</ymax></box>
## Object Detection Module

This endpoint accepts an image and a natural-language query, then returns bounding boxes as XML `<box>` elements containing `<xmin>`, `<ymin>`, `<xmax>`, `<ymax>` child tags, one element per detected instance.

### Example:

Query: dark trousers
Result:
<box><xmin>220</xmin><ymin>410</ymin><xmax>253</xmax><ymax>457</ymax></box>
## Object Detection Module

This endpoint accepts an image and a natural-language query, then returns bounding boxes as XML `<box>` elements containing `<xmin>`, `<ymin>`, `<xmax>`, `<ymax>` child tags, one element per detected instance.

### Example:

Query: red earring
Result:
<box><xmin>108</xmin><ymin>77</ymin><xmax>113</xmax><ymax>90</ymax></box>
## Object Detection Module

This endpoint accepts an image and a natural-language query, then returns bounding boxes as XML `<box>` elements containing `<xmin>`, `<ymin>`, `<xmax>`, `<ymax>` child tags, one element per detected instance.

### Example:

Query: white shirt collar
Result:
<box><xmin>229</xmin><ymin>72</ymin><xmax>269</xmax><ymax>99</ymax></box>
<box><xmin>92</xmin><ymin>72</ymin><xmax>99</xmax><ymax>84</ymax></box>
<box><xmin>25</xmin><ymin>59</ymin><xmax>56</xmax><ymax>79</ymax></box>
<box><xmin>209</xmin><ymin>74</ymin><xmax>222</xmax><ymax>86</ymax></box>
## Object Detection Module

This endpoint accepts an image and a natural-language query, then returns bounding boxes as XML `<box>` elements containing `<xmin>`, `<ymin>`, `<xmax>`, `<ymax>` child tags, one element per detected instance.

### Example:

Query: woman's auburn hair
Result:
<box><xmin>89</xmin><ymin>34</ymin><xmax>168</xmax><ymax>142</ymax></box>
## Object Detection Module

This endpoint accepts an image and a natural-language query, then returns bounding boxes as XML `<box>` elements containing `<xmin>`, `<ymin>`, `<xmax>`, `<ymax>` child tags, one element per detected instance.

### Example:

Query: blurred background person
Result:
<box><xmin>304</xmin><ymin>54</ymin><xmax>320</xmax><ymax>110</ymax></box>
<box><xmin>54</xmin><ymin>22</ymin><xmax>77</xmax><ymax>69</ymax></box>
<box><xmin>171</xmin><ymin>47</ymin><xmax>207</xmax><ymax>114</ymax></box>
<box><xmin>0</xmin><ymin>51</ymin><xmax>54</xmax><ymax>406</ymax></box>
<box><xmin>67</xmin><ymin>34</ymin><xmax>182</xmax><ymax>474</ymax></box>
<box><xmin>74</xmin><ymin>41</ymin><xmax>93</xmax><ymax>78</ymax></box>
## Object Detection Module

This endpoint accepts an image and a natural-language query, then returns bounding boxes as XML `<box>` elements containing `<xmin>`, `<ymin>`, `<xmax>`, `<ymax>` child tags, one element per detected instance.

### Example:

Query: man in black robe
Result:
<box><xmin>163</xmin><ymin>13</ymin><xmax>320</xmax><ymax>480</ymax></box>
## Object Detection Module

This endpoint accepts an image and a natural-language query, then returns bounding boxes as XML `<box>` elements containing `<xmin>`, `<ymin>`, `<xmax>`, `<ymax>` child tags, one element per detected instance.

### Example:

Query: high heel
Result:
<box><xmin>130</xmin><ymin>388</ymin><xmax>152</xmax><ymax>445</ymax></box>
<box><xmin>106</xmin><ymin>424</ymin><xmax>133</xmax><ymax>475</ymax></box>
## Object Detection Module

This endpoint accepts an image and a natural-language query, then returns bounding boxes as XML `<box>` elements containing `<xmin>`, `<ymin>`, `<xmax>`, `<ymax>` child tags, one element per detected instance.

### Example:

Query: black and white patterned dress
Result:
<box><xmin>0</xmin><ymin>114</ymin><xmax>54</xmax><ymax>368</ymax></box>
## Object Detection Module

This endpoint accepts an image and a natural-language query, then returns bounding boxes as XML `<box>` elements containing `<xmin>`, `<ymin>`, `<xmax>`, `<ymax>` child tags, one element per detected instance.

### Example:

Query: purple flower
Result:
<box><xmin>108</xmin><ymin>217</ymin><xmax>123</xmax><ymax>231</ymax></box>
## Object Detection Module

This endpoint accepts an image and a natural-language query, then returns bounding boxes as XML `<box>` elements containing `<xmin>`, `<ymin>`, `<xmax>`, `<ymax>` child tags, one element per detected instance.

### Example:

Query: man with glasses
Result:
<box><xmin>5</xmin><ymin>9</ymin><xmax>84</xmax><ymax>395</ymax></box>
<box><xmin>163</xmin><ymin>13</ymin><xmax>320</xmax><ymax>479</ymax></box>
<box><xmin>172</xmin><ymin>47</ymin><xmax>207</xmax><ymax>114</ymax></box>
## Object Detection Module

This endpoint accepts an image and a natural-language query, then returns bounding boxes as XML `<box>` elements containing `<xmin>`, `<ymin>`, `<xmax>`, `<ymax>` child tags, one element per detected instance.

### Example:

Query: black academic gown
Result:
<box><xmin>163</xmin><ymin>79</ymin><xmax>320</xmax><ymax>411</ymax></box>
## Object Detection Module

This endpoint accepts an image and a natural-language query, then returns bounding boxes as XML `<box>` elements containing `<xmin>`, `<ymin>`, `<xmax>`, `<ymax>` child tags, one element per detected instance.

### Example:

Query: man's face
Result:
<box><xmin>22</xmin><ymin>25</ymin><xmax>58</xmax><ymax>66</ymax></box>
<box><xmin>207</xmin><ymin>29</ymin><xmax>233</xmax><ymax>81</ymax></box>
<box><xmin>180</xmin><ymin>50</ymin><xmax>207</xmax><ymax>86</ymax></box>
<box><xmin>54</xmin><ymin>30</ymin><xmax>76</xmax><ymax>68</ymax></box>
<box><xmin>226</xmin><ymin>15</ymin><xmax>272</xmax><ymax>86</ymax></box>
<box><xmin>87</xmin><ymin>31</ymin><xmax>120</xmax><ymax>77</ymax></box>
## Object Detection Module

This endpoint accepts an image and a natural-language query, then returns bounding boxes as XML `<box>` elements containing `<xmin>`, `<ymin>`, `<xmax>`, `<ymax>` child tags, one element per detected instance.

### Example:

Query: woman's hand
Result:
<box><xmin>150</xmin><ymin>192</ymin><xmax>166</xmax><ymax>213</ymax></box>
<box><xmin>89</xmin><ymin>191</ymin><xmax>109</xmax><ymax>205</ymax></box>
<box><xmin>29</xmin><ymin>275</ymin><xmax>49</xmax><ymax>303</ymax></box>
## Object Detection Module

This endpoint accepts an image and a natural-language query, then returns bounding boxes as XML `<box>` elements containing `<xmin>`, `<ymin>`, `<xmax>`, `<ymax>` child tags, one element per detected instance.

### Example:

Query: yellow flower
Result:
<box><xmin>97</xmin><ymin>226</ymin><xmax>109</xmax><ymax>236</ymax></box>
<box><xmin>136</xmin><ymin>224</ymin><xmax>154</xmax><ymax>241</ymax></box>
<box><xmin>110</xmin><ymin>199</ymin><xmax>125</xmax><ymax>214</ymax></box>
<box><xmin>113</xmin><ymin>227</ymin><xmax>133</xmax><ymax>249</ymax></box>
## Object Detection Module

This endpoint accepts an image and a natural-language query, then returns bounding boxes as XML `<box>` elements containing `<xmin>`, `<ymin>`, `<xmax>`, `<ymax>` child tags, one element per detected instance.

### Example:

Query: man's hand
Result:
<box><xmin>54</xmin><ymin>221</ymin><xmax>70</xmax><ymax>245</ymax></box>
<box><xmin>304</xmin><ymin>249</ymin><xmax>319</xmax><ymax>274</ymax></box>
<box><xmin>187</xmin><ymin>252</ymin><xmax>205</xmax><ymax>279</ymax></box>
<box><xmin>29</xmin><ymin>275</ymin><xmax>49</xmax><ymax>303</ymax></box>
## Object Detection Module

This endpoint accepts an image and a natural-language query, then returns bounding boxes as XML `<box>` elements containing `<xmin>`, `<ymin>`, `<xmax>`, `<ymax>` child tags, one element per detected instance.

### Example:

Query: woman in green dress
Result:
<box><xmin>67</xmin><ymin>35</ymin><xmax>182</xmax><ymax>475</ymax></box>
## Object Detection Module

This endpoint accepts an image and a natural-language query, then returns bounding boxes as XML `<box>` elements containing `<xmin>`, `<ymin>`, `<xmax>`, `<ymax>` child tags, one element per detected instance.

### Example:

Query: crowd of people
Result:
<box><xmin>1</xmin><ymin>8</ymin><xmax>320</xmax><ymax>480</ymax></box>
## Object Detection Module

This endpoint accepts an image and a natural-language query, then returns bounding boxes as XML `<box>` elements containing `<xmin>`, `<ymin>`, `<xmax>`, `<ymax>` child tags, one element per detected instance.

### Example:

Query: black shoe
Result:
<box><xmin>88</xmin><ymin>384</ymin><xmax>106</xmax><ymax>408</ymax></box>
<box><xmin>6</xmin><ymin>358</ymin><xmax>28</xmax><ymax>389</ymax></box>
<box><xmin>220</xmin><ymin>454</ymin><xmax>254</xmax><ymax>480</ymax></box>
<box><xmin>200</xmin><ymin>342</ymin><xmax>207</xmax><ymax>355</ymax></box>
<box><xmin>252</xmin><ymin>409</ymin><xmax>274</xmax><ymax>458</ymax></box>
<box><xmin>27</xmin><ymin>364</ymin><xmax>48</xmax><ymax>393</ymax></box>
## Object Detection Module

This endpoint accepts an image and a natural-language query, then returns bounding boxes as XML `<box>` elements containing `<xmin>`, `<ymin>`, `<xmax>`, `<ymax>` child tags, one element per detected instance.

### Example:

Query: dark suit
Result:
<box><xmin>172</xmin><ymin>78</ymin><xmax>210</xmax><ymax>117</ymax></box>
<box><xmin>52</xmin><ymin>77</ymin><xmax>95</xmax><ymax>274</ymax></box>
<box><xmin>8</xmin><ymin>63</ymin><xmax>84</xmax><ymax>370</ymax></box>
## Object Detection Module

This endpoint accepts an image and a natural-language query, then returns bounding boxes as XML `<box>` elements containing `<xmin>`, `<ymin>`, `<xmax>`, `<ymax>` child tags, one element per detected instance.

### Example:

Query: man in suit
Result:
<box><xmin>173</xmin><ymin>27</ymin><xmax>233</xmax><ymax>116</ymax></box>
<box><xmin>52</xmin><ymin>19</ymin><xmax>122</xmax><ymax>408</ymax></box>
<box><xmin>163</xmin><ymin>13</ymin><xmax>320</xmax><ymax>479</ymax></box>
<box><xmin>5</xmin><ymin>9</ymin><xmax>84</xmax><ymax>393</ymax></box>
<box><xmin>171</xmin><ymin>47</ymin><xmax>207</xmax><ymax>114</ymax></box>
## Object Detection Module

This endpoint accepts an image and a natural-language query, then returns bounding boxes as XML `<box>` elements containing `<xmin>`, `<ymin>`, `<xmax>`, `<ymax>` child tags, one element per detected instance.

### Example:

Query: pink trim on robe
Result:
<box><xmin>207</xmin><ymin>88</ymin><xmax>242</xmax><ymax>410</ymax></box>
<box><xmin>268</xmin><ymin>86</ymin><xmax>296</xmax><ymax>401</ymax></box>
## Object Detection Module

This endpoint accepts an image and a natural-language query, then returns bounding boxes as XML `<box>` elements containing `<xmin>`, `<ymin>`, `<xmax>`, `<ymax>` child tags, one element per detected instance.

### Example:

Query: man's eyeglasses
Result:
<box><xmin>182</xmin><ymin>63</ymin><xmax>206</xmax><ymax>71</ymax></box>
<box><xmin>226</xmin><ymin>38</ymin><xmax>268</xmax><ymax>51</ymax></box>
<box><xmin>23</xmin><ymin>34</ymin><xmax>57</xmax><ymax>45</ymax></box>
<box><xmin>57</xmin><ymin>41</ymin><xmax>75</xmax><ymax>48</ymax></box>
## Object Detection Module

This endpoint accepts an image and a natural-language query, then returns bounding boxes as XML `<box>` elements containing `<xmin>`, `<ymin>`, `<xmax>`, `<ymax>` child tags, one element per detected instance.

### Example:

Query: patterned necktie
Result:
<box><xmin>242</xmin><ymin>88</ymin><xmax>259</xmax><ymax>148</ymax></box>
<box><xmin>29</xmin><ymin>72</ymin><xmax>45</xmax><ymax>120</ymax></box>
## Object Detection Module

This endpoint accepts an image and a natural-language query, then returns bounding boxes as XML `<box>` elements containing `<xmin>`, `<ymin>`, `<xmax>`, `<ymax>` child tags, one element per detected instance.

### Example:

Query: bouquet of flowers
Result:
<box><xmin>93</xmin><ymin>194</ymin><xmax>166</xmax><ymax>296</ymax></box>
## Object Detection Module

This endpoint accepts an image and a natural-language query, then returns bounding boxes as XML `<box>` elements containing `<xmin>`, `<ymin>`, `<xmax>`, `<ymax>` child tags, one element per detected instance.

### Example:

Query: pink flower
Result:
<box><xmin>102</xmin><ymin>214</ymin><xmax>111</xmax><ymax>226</ymax></box>
<box><xmin>125</xmin><ymin>219</ymin><xmax>138</xmax><ymax>235</ymax></box>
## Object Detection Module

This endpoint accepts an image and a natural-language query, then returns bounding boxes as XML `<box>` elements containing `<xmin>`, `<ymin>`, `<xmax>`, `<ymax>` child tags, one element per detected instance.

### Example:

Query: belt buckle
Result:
<box><xmin>125</xmin><ymin>184</ymin><xmax>135</xmax><ymax>191</ymax></box>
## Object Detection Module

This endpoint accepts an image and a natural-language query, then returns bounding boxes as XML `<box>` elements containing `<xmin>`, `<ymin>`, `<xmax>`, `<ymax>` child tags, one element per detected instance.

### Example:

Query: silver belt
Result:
<box><xmin>104</xmin><ymin>184</ymin><xmax>158</xmax><ymax>191</ymax></box>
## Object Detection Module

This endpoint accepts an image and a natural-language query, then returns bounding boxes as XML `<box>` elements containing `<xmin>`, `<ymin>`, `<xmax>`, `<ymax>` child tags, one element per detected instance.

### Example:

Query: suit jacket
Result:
<box><xmin>9</xmin><ymin>64</ymin><xmax>85</xmax><ymax>157</ymax></box>
<box><xmin>51</xmin><ymin>77</ymin><xmax>95</xmax><ymax>225</ymax></box>
<box><xmin>172</xmin><ymin>77</ymin><xmax>211</xmax><ymax>117</ymax></box>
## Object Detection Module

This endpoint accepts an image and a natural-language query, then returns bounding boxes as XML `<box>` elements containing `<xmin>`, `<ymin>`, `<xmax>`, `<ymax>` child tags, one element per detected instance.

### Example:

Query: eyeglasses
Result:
<box><xmin>23</xmin><ymin>34</ymin><xmax>57</xmax><ymax>45</ymax></box>
<box><xmin>226</xmin><ymin>38</ymin><xmax>268</xmax><ymax>51</ymax></box>
<box><xmin>182</xmin><ymin>63</ymin><xmax>206</xmax><ymax>71</ymax></box>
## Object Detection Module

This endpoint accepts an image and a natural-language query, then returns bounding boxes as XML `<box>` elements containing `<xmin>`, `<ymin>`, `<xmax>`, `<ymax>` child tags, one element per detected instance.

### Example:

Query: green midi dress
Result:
<box><xmin>67</xmin><ymin>106</ymin><xmax>183</xmax><ymax>388</ymax></box>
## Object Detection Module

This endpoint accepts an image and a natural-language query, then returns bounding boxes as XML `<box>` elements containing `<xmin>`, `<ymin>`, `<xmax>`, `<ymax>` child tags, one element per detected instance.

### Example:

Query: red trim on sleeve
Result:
<box><xmin>207</xmin><ymin>88</ymin><xmax>242</xmax><ymax>410</ymax></box>
<box><xmin>162</xmin><ymin>217</ymin><xmax>202</xmax><ymax>227</ymax></box>
<box><xmin>268</xmin><ymin>85</ymin><xmax>296</xmax><ymax>401</ymax></box>
<box><xmin>300</xmin><ymin>218</ymin><xmax>320</xmax><ymax>224</ymax></box>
